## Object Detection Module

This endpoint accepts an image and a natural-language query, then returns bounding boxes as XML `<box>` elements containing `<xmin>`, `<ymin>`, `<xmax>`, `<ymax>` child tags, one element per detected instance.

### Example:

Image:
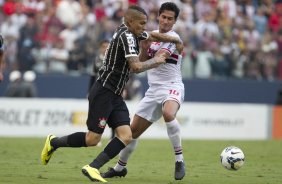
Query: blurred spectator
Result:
<box><xmin>1</xmin><ymin>0</ymin><xmax>282</xmax><ymax>81</ymax></box>
<box><xmin>217</xmin><ymin>0</ymin><xmax>237</xmax><ymax>19</ymax></box>
<box><xmin>195</xmin><ymin>0</ymin><xmax>213</xmax><ymax>20</ymax></box>
<box><xmin>4</xmin><ymin>70</ymin><xmax>22</xmax><ymax>97</ymax></box>
<box><xmin>59</xmin><ymin>25</ymin><xmax>80</xmax><ymax>52</ymax></box>
<box><xmin>88</xmin><ymin>39</ymin><xmax>109</xmax><ymax>92</ymax></box>
<box><xmin>122</xmin><ymin>74</ymin><xmax>142</xmax><ymax>101</ymax></box>
<box><xmin>2</xmin><ymin>0</ymin><xmax>19</xmax><ymax>16</ymax></box>
<box><xmin>20</xmin><ymin>70</ymin><xmax>38</xmax><ymax>97</ymax></box>
<box><xmin>5</xmin><ymin>70</ymin><xmax>38</xmax><ymax>97</ymax></box>
<box><xmin>194</xmin><ymin>44</ymin><xmax>213</xmax><ymax>78</ymax></box>
<box><xmin>0</xmin><ymin>34</ymin><xmax>4</xmax><ymax>82</ymax></box>
<box><xmin>253</xmin><ymin>6</ymin><xmax>268</xmax><ymax>36</ymax></box>
<box><xmin>277</xmin><ymin>30</ymin><xmax>282</xmax><ymax>80</ymax></box>
<box><xmin>0</xmin><ymin>15</ymin><xmax>20</xmax><ymax>71</ymax></box>
<box><xmin>17</xmin><ymin>13</ymin><xmax>38</xmax><ymax>71</ymax></box>
<box><xmin>68</xmin><ymin>38</ymin><xmax>87</xmax><ymax>73</ymax></box>
<box><xmin>276</xmin><ymin>87</ymin><xmax>282</xmax><ymax>105</ymax></box>
<box><xmin>268</xmin><ymin>2</ymin><xmax>282</xmax><ymax>33</ymax></box>
<box><xmin>210</xmin><ymin>48</ymin><xmax>230</xmax><ymax>79</ymax></box>
<box><xmin>34</xmin><ymin>38</ymin><xmax>69</xmax><ymax>73</ymax></box>
<box><xmin>56</xmin><ymin>0</ymin><xmax>82</xmax><ymax>27</ymax></box>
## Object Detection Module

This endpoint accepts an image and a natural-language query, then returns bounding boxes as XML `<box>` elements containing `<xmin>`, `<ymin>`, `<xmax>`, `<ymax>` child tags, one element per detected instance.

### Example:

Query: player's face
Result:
<box><xmin>100</xmin><ymin>42</ymin><xmax>109</xmax><ymax>55</ymax></box>
<box><xmin>129</xmin><ymin>14</ymin><xmax>147</xmax><ymax>36</ymax></box>
<box><xmin>158</xmin><ymin>10</ymin><xmax>176</xmax><ymax>33</ymax></box>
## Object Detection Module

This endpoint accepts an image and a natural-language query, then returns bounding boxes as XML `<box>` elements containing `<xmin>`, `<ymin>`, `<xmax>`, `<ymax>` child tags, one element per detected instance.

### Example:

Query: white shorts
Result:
<box><xmin>135</xmin><ymin>82</ymin><xmax>184</xmax><ymax>123</ymax></box>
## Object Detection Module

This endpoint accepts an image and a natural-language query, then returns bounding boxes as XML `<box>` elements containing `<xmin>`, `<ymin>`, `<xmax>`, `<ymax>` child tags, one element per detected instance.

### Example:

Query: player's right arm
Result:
<box><xmin>127</xmin><ymin>54</ymin><xmax>166</xmax><ymax>74</ymax></box>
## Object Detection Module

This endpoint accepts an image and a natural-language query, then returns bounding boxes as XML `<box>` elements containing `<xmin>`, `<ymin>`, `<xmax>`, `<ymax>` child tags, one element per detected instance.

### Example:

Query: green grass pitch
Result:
<box><xmin>0</xmin><ymin>138</ymin><xmax>281</xmax><ymax>184</ymax></box>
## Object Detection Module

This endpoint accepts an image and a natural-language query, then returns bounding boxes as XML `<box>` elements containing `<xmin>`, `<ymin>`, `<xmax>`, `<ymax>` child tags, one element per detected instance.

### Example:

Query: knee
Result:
<box><xmin>118</xmin><ymin>133</ymin><xmax>132</xmax><ymax>145</ymax></box>
<box><xmin>85</xmin><ymin>133</ymin><xmax>101</xmax><ymax>146</ymax></box>
<box><xmin>163</xmin><ymin>111</ymin><xmax>176</xmax><ymax>122</ymax></box>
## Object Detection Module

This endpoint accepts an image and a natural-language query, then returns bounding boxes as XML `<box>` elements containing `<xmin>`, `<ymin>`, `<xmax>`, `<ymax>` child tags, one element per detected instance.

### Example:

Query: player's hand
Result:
<box><xmin>175</xmin><ymin>40</ymin><xmax>184</xmax><ymax>54</ymax></box>
<box><xmin>140</xmin><ymin>40</ymin><xmax>151</xmax><ymax>50</ymax></box>
<box><xmin>154</xmin><ymin>52</ymin><xmax>166</xmax><ymax>65</ymax></box>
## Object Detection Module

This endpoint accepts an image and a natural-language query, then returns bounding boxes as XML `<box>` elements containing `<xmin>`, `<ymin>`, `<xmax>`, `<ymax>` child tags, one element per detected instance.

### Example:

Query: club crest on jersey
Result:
<box><xmin>98</xmin><ymin>117</ymin><xmax>107</xmax><ymax>129</ymax></box>
<box><xmin>167</xmin><ymin>43</ymin><xmax>173</xmax><ymax>49</ymax></box>
<box><xmin>126</xmin><ymin>33</ymin><xmax>136</xmax><ymax>54</ymax></box>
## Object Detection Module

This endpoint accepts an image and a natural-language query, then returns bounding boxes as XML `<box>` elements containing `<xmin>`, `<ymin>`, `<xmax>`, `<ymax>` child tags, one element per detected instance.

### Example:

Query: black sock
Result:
<box><xmin>51</xmin><ymin>132</ymin><xmax>87</xmax><ymax>149</ymax></box>
<box><xmin>89</xmin><ymin>137</ymin><xmax>126</xmax><ymax>169</ymax></box>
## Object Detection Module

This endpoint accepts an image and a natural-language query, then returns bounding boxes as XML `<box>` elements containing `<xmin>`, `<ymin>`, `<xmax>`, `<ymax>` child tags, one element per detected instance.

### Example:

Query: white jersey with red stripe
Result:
<box><xmin>147</xmin><ymin>30</ymin><xmax>183</xmax><ymax>86</ymax></box>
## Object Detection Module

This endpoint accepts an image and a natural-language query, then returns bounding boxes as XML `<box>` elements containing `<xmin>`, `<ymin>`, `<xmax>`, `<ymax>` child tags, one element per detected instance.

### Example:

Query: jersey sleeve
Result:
<box><xmin>120</xmin><ymin>32</ymin><xmax>139</xmax><ymax>58</ymax></box>
<box><xmin>160</xmin><ymin>33</ymin><xmax>181</xmax><ymax>55</ymax></box>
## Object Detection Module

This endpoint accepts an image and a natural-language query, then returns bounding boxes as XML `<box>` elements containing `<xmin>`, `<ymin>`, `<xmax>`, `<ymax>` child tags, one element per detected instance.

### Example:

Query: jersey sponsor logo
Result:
<box><xmin>98</xmin><ymin>117</ymin><xmax>107</xmax><ymax>129</ymax></box>
<box><xmin>113</xmin><ymin>32</ymin><xmax>117</xmax><ymax>39</ymax></box>
<box><xmin>126</xmin><ymin>33</ymin><xmax>136</xmax><ymax>54</ymax></box>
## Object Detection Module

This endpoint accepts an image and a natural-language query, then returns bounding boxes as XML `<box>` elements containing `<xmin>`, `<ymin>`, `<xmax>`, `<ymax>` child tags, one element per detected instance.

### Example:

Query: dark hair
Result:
<box><xmin>129</xmin><ymin>5</ymin><xmax>147</xmax><ymax>17</ymax></box>
<box><xmin>159</xmin><ymin>2</ymin><xmax>180</xmax><ymax>20</ymax></box>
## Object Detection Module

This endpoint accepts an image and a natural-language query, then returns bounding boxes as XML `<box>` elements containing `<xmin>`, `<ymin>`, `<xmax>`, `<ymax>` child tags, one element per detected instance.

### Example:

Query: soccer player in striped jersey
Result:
<box><xmin>102</xmin><ymin>2</ymin><xmax>186</xmax><ymax>180</ymax></box>
<box><xmin>41</xmin><ymin>5</ymin><xmax>183</xmax><ymax>183</ymax></box>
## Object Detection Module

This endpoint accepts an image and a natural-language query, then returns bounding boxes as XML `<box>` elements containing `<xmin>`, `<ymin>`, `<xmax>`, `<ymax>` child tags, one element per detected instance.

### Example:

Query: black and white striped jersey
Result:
<box><xmin>97</xmin><ymin>24</ymin><xmax>148</xmax><ymax>95</ymax></box>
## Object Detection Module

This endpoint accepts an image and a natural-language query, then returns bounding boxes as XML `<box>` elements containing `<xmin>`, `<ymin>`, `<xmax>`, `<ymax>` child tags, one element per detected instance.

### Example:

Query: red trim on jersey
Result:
<box><xmin>171</xmin><ymin>54</ymin><xmax>178</xmax><ymax>59</ymax></box>
<box><xmin>161</xmin><ymin>48</ymin><xmax>172</xmax><ymax>54</ymax></box>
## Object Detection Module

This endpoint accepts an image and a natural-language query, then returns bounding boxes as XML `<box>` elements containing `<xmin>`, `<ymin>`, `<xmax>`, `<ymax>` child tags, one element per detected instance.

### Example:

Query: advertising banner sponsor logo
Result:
<box><xmin>0</xmin><ymin>98</ymin><xmax>270</xmax><ymax>139</ymax></box>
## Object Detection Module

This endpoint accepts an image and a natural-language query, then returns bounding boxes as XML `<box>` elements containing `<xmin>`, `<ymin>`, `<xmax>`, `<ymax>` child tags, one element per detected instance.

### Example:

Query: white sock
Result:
<box><xmin>114</xmin><ymin>139</ymin><xmax>138</xmax><ymax>171</ymax></box>
<box><xmin>166</xmin><ymin>119</ymin><xmax>184</xmax><ymax>162</ymax></box>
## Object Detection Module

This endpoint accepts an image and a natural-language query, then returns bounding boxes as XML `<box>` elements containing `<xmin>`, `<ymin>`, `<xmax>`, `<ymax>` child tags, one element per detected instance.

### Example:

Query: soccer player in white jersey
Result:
<box><xmin>102</xmin><ymin>2</ymin><xmax>185</xmax><ymax>180</ymax></box>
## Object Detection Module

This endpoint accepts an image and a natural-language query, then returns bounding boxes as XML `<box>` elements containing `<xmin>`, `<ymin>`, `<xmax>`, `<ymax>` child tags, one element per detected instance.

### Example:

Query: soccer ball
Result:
<box><xmin>220</xmin><ymin>146</ymin><xmax>245</xmax><ymax>170</ymax></box>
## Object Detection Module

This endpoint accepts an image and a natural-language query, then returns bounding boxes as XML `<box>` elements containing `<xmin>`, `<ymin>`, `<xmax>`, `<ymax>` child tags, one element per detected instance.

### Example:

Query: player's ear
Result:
<box><xmin>128</xmin><ymin>17</ymin><xmax>134</xmax><ymax>25</ymax></box>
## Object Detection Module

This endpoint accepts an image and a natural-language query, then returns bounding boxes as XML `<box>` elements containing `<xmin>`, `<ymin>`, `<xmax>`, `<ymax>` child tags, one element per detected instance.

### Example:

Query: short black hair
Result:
<box><xmin>129</xmin><ymin>5</ymin><xmax>147</xmax><ymax>17</ymax></box>
<box><xmin>159</xmin><ymin>2</ymin><xmax>180</xmax><ymax>20</ymax></box>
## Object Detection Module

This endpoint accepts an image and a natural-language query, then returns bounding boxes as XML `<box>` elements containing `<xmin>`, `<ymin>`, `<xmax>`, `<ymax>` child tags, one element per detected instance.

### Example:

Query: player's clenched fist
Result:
<box><xmin>154</xmin><ymin>52</ymin><xmax>166</xmax><ymax>65</ymax></box>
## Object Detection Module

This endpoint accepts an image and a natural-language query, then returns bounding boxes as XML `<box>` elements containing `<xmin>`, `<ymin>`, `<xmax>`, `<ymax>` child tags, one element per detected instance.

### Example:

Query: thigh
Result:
<box><xmin>87</xmin><ymin>81</ymin><xmax>115</xmax><ymax>134</ymax></box>
<box><xmin>161</xmin><ymin>83</ymin><xmax>185</xmax><ymax>105</ymax></box>
<box><xmin>130</xmin><ymin>114</ymin><xmax>152</xmax><ymax>139</ymax></box>
<box><xmin>107</xmin><ymin>98</ymin><xmax>130</xmax><ymax>130</ymax></box>
<box><xmin>135</xmin><ymin>87</ymin><xmax>162</xmax><ymax>123</ymax></box>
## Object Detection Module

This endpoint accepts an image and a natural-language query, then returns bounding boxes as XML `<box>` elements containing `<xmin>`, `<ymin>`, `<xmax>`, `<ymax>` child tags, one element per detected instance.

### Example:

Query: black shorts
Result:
<box><xmin>87</xmin><ymin>80</ymin><xmax>130</xmax><ymax>134</ymax></box>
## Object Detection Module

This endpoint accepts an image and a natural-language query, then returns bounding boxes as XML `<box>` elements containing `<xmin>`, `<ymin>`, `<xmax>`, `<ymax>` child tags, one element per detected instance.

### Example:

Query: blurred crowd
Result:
<box><xmin>1</xmin><ymin>0</ymin><xmax>282</xmax><ymax>81</ymax></box>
